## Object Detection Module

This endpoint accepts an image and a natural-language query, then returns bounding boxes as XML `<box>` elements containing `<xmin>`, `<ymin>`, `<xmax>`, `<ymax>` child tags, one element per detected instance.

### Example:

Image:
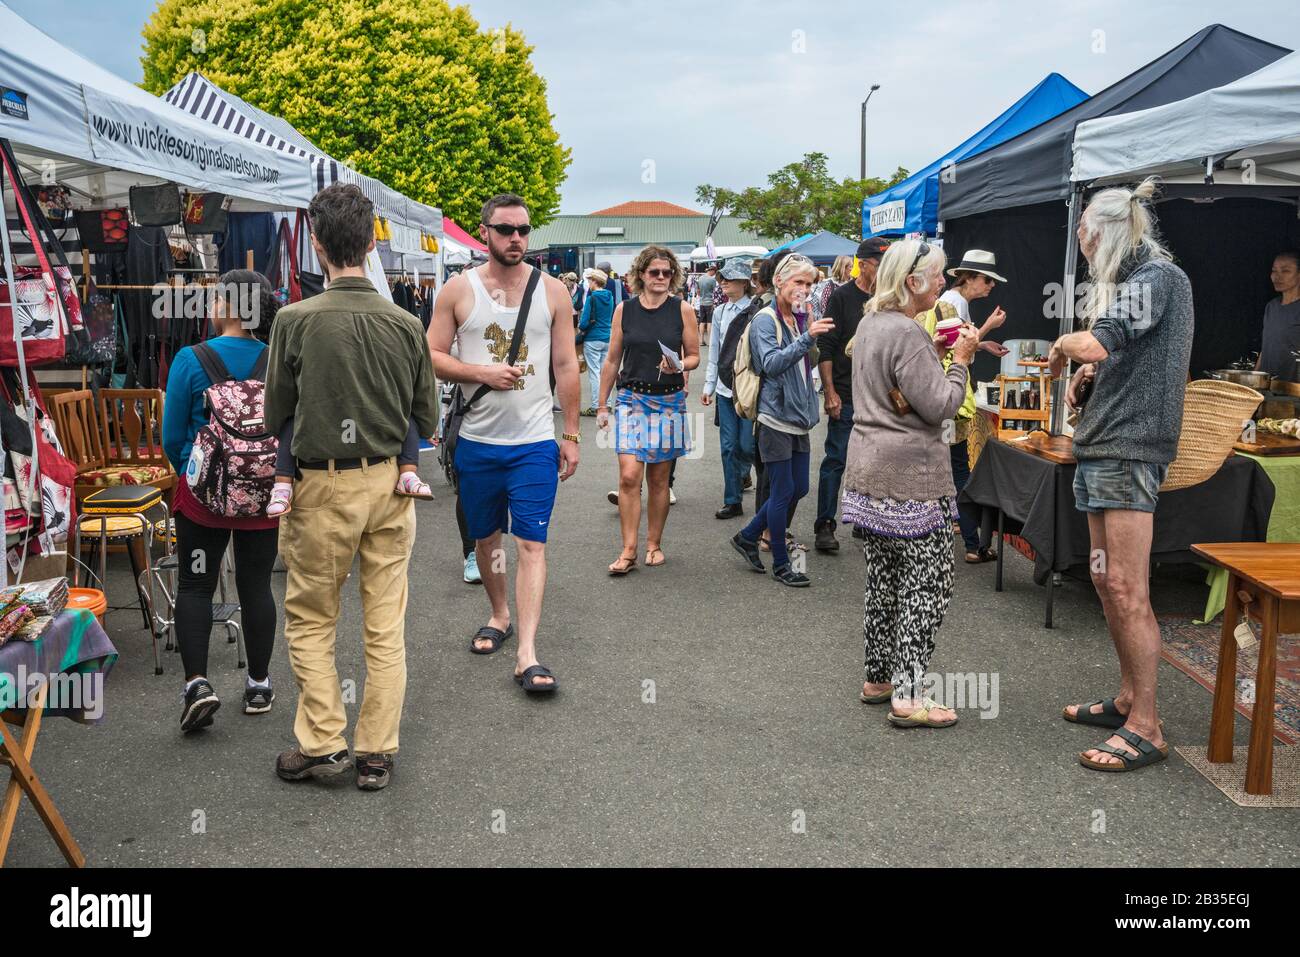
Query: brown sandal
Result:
<box><xmin>608</xmin><ymin>552</ymin><xmax>638</xmax><ymax>576</ymax></box>
<box><xmin>645</xmin><ymin>547</ymin><xmax>666</xmax><ymax>567</ymax></box>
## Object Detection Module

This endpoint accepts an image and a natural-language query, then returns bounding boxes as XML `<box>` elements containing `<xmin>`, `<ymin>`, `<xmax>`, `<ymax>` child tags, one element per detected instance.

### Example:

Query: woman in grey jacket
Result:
<box><xmin>842</xmin><ymin>240</ymin><xmax>979</xmax><ymax>728</ymax></box>
<box><xmin>730</xmin><ymin>254</ymin><xmax>834</xmax><ymax>586</ymax></box>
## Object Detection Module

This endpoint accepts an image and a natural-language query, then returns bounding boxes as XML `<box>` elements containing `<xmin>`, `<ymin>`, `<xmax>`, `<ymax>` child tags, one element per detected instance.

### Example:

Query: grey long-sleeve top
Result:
<box><xmin>844</xmin><ymin>308</ymin><xmax>969</xmax><ymax>501</ymax></box>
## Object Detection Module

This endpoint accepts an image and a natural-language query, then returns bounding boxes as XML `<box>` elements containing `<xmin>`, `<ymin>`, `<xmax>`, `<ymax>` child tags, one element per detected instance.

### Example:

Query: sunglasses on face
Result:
<box><xmin>644</xmin><ymin>268</ymin><xmax>673</xmax><ymax>279</ymax></box>
<box><xmin>484</xmin><ymin>223</ymin><xmax>532</xmax><ymax>237</ymax></box>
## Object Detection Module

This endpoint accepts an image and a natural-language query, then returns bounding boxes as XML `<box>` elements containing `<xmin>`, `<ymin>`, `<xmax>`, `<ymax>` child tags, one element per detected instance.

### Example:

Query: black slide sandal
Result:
<box><xmin>1079</xmin><ymin>727</ymin><xmax>1169</xmax><ymax>772</ymax></box>
<box><xmin>515</xmin><ymin>664</ymin><xmax>557</xmax><ymax>693</ymax></box>
<box><xmin>1062</xmin><ymin>696</ymin><xmax>1127</xmax><ymax>729</ymax></box>
<box><xmin>470</xmin><ymin>624</ymin><xmax>513</xmax><ymax>655</ymax></box>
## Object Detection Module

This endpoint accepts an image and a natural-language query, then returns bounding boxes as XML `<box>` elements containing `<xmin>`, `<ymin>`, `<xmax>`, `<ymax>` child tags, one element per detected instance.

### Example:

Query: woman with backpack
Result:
<box><xmin>728</xmin><ymin>254</ymin><xmax>834</xmax><ymax>587</ymax></box>
<box><xmin>162</xmin><ymin>270</ymin><xmax>281</xmax><ymax>733</ymax></box>
<box><xmin>596</xmin><ymin>246</ymin><xmax>699</xmax><ymax>574</ymax></box>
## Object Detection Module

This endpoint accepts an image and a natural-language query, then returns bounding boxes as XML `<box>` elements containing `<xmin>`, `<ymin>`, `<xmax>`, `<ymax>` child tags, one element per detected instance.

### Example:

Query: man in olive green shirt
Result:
<box><xmin>265</xmin><ymin>183</ymin><xmax>437</xmax><ymax>792</ymax></box>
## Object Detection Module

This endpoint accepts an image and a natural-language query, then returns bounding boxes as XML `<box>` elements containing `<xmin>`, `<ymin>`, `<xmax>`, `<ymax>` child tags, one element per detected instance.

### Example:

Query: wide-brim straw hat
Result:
<box><xmin>947</xmin><ymin>249</ymin><xmax>1007</xmax><ymax>283</ymax></box>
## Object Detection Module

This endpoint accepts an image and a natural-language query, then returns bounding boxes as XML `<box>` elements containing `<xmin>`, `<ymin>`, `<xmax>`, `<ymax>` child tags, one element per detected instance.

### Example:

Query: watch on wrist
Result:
<box><xmin>561</xmin><ymin>432</ymin><xmax>580</xmax><ymax>444</ymax></box>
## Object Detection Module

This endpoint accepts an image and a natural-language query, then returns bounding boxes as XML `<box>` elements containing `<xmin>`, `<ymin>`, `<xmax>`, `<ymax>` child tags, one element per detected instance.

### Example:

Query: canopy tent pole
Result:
<box><xmin>1051</xmin><ymin>185</ymin><xmax>1084</xmax><ymax>434</ymax></box>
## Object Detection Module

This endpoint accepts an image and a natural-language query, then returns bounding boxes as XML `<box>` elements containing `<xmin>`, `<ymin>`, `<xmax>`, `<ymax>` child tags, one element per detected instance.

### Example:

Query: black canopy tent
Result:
<box><xmin>937</xmin><ymin>25</ymin><xmax>1293</xmax><ymax>395</ymax></box>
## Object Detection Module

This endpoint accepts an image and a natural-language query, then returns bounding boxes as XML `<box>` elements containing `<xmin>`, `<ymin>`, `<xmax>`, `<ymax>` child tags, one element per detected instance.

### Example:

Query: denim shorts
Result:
<box><xmin>1073</xmin><ymin>458</ymin><xmax>1168</xmax><ymax>514</ymax></box>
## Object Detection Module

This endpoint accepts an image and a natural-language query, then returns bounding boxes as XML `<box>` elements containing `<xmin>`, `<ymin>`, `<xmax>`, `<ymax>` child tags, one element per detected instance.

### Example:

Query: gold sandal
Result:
<box><xmin>888</xmin><ymin>698</ymin><xmax>958</xmax><ymax>728</ymax></box>
<box><xmin>608</xmin><ymin>552</ymin><xmax>638</xmax><ymax>576</ymax></box>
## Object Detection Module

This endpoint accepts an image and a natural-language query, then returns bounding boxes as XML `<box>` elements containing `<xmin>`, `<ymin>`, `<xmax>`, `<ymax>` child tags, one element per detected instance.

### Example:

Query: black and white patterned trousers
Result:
<box><xmin>861</xmin><ymin>527</ymin><xmax>955</xmax><ymax>699</ymax></box>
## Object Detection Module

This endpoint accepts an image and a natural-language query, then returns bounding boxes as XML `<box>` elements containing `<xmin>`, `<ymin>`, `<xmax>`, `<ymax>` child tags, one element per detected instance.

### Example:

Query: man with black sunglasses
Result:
<box><xmin>428</xmin><ymin>193</ymin><xmax>581</xmax><ymax>695</ymax></box>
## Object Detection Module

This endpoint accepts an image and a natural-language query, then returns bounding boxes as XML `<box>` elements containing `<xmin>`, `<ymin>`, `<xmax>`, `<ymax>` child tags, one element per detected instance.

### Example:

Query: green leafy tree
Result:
<box><xmin>141</xmin><ymin>0</ymin><xmax>570</xmax><ymax>225</ymax></box>
<box><xmin>697</xmin><ymin>153</ymin><xmax>908</xmax><ymax>242</ymax></box>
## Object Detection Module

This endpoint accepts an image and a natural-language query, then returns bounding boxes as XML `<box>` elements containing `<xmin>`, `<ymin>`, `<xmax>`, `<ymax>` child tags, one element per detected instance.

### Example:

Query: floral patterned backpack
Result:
<box><xmin>185</xmin><ymin>343</ymin><xmax>278</xmax><ymax>517</ymax></box>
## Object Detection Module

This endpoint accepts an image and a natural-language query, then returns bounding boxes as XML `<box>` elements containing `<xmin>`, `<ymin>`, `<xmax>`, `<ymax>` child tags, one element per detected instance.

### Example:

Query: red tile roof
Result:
<box><xmin>588</xmin><ymin>201</ymin><xmax>706</xmax><ymax>217</ymax></box>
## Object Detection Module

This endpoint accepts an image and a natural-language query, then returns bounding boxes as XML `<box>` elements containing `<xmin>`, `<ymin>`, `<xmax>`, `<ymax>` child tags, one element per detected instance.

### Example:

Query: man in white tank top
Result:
<box><xmin>428</xmin><ymin>193</ymin><xmax>581</xmax><ymax>693</ymax></box>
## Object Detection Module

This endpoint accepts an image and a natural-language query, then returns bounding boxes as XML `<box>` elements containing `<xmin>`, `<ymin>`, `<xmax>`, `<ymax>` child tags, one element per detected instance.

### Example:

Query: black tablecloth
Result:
<box><xmin>960</xmin><ymin>440</ymin><xmax>1275</xmax><ymax>585</ymax></box>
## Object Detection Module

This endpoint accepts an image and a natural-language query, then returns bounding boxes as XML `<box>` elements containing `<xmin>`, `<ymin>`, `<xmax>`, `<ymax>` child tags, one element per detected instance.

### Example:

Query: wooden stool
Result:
<box><xmin>1191</xmin><ymin>543</ymin><xmax>1300</xmax><ymax>795</ymax></box>
<box><xmin>75</xmin><ymin>485</ymin><xmax>170</xmax><ymax>675</ymax></box>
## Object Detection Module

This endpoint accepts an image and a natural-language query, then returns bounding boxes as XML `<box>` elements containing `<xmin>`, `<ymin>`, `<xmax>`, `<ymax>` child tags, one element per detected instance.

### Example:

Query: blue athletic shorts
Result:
<box><xmin>455</xmin><ymin>438</ymin><xmax>560</xmax><ymax>543</ymax></box>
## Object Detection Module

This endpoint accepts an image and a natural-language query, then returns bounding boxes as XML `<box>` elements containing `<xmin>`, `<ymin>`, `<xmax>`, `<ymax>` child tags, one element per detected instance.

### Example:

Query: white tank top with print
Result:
<box><xmin>456</xmin><ymin>267</ymin><xmax>555</xmax><ymax>445</ymax></box>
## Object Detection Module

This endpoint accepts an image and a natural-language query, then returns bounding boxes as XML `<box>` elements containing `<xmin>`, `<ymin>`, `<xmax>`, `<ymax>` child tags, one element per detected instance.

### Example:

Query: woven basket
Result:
<box><xmin>1161</xmin><ymin>380</ymin><xmax>1263</xmax><ymax>492</ymax></box>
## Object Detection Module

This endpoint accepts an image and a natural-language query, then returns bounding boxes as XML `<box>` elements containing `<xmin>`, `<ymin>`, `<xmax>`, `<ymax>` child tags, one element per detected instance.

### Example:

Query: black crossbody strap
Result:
<box><xmin>463</xmin><ymin>266</ymin><xmax>541</xmax><ymax>413</ymax></box>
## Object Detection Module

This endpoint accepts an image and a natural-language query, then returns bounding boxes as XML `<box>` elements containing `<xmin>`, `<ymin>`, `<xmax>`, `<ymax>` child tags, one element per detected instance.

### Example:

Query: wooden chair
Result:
<box><xmin>96</xmin><ymin>388</ymin><xmax>176</xmax><ymax>493</ymax></box>
<box><xmin>48</xmin><ymin>390</ymin><xmax>108</xmax><ymax>503</ymax></box>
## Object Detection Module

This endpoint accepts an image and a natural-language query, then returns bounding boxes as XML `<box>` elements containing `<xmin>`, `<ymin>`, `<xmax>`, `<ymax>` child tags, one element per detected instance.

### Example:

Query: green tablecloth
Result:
<box><xmin>1201</xmin><ymin>452</ymin><xmax>1300</xmax><ymax>622</ymax></box>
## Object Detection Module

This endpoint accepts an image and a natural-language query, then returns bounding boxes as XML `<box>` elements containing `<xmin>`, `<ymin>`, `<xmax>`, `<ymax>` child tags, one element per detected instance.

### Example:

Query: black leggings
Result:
<box><xmin>174</xmin><ymin>511</ymin><xmax>279</xmax><ymax>681</ymax></box>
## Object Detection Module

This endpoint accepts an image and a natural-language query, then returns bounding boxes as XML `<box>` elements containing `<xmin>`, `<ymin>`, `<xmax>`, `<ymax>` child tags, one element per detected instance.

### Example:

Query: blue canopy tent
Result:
<box><xmin>767</xmin><ymin>230</ymin><xmax>858</xmax><ymax>265</ymax></box>
<box><xmin>861</xmin><ymin>73</ymin><xmax>1087</xmax><ymax>238</ymax></box>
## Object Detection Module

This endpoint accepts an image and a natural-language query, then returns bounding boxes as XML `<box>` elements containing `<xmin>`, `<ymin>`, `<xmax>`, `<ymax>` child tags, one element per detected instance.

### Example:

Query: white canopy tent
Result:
<box><xmin>163</xmin><ymin>72</ymin><xmax>443</xmax><ymax>240</ymax></box>
<box><xmin>0</xmin><ymin>2</ymin><xmax>314</xmax><ymax>211</ymax></box>
<box><xmin>688</xmin><ymin>245</ymin><xmax>768</xmax><ymax>263</ymax></box>
<box><xmin>1071</xmin><ymin>52</ymin><xmax>1300</xmax><ymax>187</ymax></box>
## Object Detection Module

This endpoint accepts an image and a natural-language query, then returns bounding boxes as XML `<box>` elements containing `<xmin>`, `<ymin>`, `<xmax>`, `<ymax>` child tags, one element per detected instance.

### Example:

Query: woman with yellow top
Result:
<box><xmin>919</xmin><ymin>299</ymin><xmax>994</xmax><ymax>563</ymax></box>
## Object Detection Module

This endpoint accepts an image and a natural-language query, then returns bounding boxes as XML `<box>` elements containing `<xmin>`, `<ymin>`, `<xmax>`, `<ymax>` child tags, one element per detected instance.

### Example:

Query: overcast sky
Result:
<box><xmin>10</xmin><ymin>0</ymin><xmax>1299</xmax><ymax>214</ymax></box>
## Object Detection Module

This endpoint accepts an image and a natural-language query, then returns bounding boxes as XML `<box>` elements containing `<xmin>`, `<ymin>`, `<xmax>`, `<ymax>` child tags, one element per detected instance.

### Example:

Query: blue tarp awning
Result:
<box><xmin>767</xmin><ymin>230</ymin><xmax>857</xmax><ymax>265</ymax></box>
<box><xmin>862</xmin><ymin>73</ymin><xmax>1088</xmax><ymax>238</ymax></box>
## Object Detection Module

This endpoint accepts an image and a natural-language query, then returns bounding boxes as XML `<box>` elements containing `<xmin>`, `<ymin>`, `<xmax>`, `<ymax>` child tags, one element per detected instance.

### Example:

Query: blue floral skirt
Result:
<box><xmin>613</xmin><ymin>388</ymin><xmax>692</xmax><ymax>464</ymax></box>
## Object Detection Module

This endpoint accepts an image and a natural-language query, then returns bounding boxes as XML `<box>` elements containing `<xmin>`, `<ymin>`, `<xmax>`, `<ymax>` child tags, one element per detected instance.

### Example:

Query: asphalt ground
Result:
<box><xmin>9</xmin><ymin>387</ymin><xmax>1298</xmax><ymax>867</ymax></box>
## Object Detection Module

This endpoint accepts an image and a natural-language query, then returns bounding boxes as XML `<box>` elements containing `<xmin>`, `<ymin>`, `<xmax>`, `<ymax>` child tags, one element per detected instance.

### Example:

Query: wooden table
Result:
<box><xmin>1</xmin><ymin>684</ymin><xmax>83</xmax><ymax>867</ymax></box>
<box><xmin>0</xmin><ymin>609</ymin><xmax>117</xmax><ymax>867</ymax></box>
<box><xmin>1190</xmin><ymin>542</ymin><xmax>1300</xmax><ymax>795</ymax></box>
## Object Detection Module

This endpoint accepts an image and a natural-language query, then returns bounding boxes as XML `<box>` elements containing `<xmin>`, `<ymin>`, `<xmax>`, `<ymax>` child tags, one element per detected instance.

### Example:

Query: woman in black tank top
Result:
<box><xmin>595</xmin><ymin>246</ymin><xmax>701</xmax><ymax>574</ymax></box>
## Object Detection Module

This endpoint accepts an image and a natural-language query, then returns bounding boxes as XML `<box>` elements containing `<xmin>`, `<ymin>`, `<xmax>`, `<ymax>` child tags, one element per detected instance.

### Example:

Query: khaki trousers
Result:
<box><xmin>279</xmin><ymin>458</ymin><xmax>414</xmax><ymax>756</ymax></box>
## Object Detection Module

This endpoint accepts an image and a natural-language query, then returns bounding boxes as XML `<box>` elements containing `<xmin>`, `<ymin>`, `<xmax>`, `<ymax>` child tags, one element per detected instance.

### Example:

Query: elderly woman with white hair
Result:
<box><xmin>1051</xmin><ymin>177</ymin><xmax>1192</xmax><ymax>774</ymax></box>
<box><xmin>843</xmin><ymin>240</ymin><xmax>979</xmax><ymax>728</ymax></box>
<box><xmin>729</xmin><ymin>254</ymin><xmax>835</xmax><ymax>587</ymax></box>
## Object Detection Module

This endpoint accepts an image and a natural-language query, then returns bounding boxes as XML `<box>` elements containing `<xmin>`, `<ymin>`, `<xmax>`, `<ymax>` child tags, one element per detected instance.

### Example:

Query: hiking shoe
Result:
<box><xmin>356</xmin><ymin>753</ymin><xmax>394</xmax><ymax>791</ymax></box>
<box><xmin>180</xmin><ymin>679</ymin><xmax>220</xmax><ymax>733</ymax></box>
<box><xmin>463</xmin><ymin>552</ymin><xmax>482</xmax><ymax>584</ymax></box>
<box><xmin>772</xmin><ymin>564</ymin><xmax>811</xmax><ymax>587</ymax></box>
<box><xmin>275</xmin><ymin>748</ymin><xmax>353</xmax><ymax>781</ymax></box>
<box><xmin>815</xmin><ymin>525</ymin><xmax>839</xmax><ymax>553</ymax></box>
<box><xmin>243</xmin><ymin>683</ymin><xmax>275</xmax><ymax>715</ymax></box>
<box><xmin>742</xmin><ymin>474</ymin><xmax>753</xmax><ymax>491</ymax></box>
<box><xmin>731</xmin><ymin>532</ymin><xmax>765</xmax><ymax>573</ymax></box>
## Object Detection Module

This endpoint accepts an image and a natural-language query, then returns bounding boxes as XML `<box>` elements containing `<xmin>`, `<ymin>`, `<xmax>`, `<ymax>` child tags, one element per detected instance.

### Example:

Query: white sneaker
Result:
<box><xmin>607</xmin><ymin>490</ymin><xmax>619</xmax><ymax>506</ymax></box>
<box><xmin>463</xmin><ymin>552</ymin><xmax>481</xmax><ymax>584</ymax></box>
<box><xmin>669</xmin><ymin>489</ymin><xmax>677</xmax><ymax>506</ymax></box>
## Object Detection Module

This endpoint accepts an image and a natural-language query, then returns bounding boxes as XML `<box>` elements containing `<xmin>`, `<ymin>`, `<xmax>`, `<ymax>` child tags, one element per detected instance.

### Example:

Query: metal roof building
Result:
<box><xmin>528</xmin><ymin>211</ymin><xmax>777</xmax><ymax>275</ymax></box>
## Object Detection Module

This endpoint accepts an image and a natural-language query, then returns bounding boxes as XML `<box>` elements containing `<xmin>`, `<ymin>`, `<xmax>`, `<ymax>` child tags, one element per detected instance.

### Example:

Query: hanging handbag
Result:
<box><xmin>265</xmin><ymin>216</ymin><xmax>301</xmax><ymax>304</ymax></box>
<box><xmin>129</xmin><ymin>183</ymin><xmax>183</xmax><ymax>227</ymax></box>
<box><xmin>293</xmin><ymin>209</ymin><xmax>324</xmax><ymax>300</ymax></box>
<box><xmin>62</xmin><ymin>279</ymin><xmax>117</xmax><ymax>367</ymax></box>
<box><xmin>73</xmin><ymin>207</ymin><xmax>130</xmax><ymax>252</ymax></box>
<box><xmin>439</xmin><ymin>267</ymin><xmax>540</xmax><ymax>489</ymax></box>
<box><xmin>0</xmin><ymin>141</ymin><xmax>78</xmax><ymax>367</ymax></box>
<box><xmin>183</xmin><ymin>191</ymin><xmax>231</xmax><ymax>235</ymax></box>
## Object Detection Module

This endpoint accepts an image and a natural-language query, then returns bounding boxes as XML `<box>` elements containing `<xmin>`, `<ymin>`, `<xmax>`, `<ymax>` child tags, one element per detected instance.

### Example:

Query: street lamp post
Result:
<box><xmin>860</xmin><ymin>84</ymin><xmax>880</xmax><ymax>181</ymax></box>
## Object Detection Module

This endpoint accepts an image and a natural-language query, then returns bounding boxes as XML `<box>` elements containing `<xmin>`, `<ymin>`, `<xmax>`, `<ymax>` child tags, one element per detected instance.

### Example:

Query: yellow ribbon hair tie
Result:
<box><xmin>850</xmin><ymin>257</ymin><xmax>861</xmax><ymax>278</ymax></box>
